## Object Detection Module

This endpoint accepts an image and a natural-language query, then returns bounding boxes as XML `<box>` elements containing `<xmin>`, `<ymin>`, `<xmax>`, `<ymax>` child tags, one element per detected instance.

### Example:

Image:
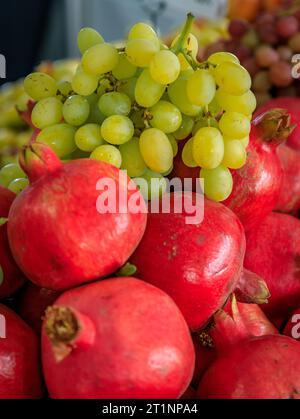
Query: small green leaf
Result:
<box><xmin>0</xmin><ymin>266</ymin><xmax>3</xmax><ymax>287</ymax></box>
<box><xmin>116</xmin><ymin>263</ymin><xmax>137</xmax><ymax>277</ymax></box>
<box><xmin>0</xmin><ymin>218</ymin><xmax>8</xmax><ymax>226</ymax></box>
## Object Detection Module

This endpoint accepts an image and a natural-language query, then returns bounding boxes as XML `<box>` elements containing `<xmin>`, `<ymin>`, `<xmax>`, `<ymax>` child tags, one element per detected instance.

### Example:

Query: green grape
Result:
<box><xmin>208</xmin><ymin>52</ymin><xmax>240</xmax><ymax>66</ymax></box>
<box><xmin>31</xmin><ymin>97</ymin><xmax>63</xmax><ymax>129</ymax></box>
<box><xmin>168</xmin><ymin>74</ymin><xmax>201</xmax><ymax>117</ymax></box>
<box><xmin>193</xmin><ymin>127</ymin><xmax>224</xmax><ymax>169</ymax></box>
<box><xmin>192</xmin><ymin>117</ymin><xmax>218</xmax><ymax>136</ymax></box>
<box><xmin>182</xmin><ymin>138</ymin><xmax>197</xmax><ymax>168</ymax></box>
<box><xmin>174</xmin><ymin>115</ymin><xmax>194</xmax><ymax>140</ymax></box>
<box><xmin>117</xmin><ymin>77</ymin><xmax>137</xmax><ymax>102</ymax></box>
<box><xmin>24</xmin><ymin>72</ymin><xmax>57</xmax><ymax>101</ymax></box>
<box><xmin>101</xmin><ymin>115</ymin><xmax>134</xmax><ymax>145</ymax></box>
<box><xmin>200</xmin><ymin>165</ymin><xmax>233</xmax><ymax>202</ymax></box>
<box><xmin>8</xmin><ymin>178</ymin><xmax>29</xmax><ymax>195</ymax></box>
<box><xmin>75</xmin><ymin>123</ymin><xmax>104</xmax><ymax>152</ymax></box>
<box><xmin>37</xmin><ymin>123</ymin><xmax>77</xmax><ymax>157</ymax></box>
<box><xmin>139</xmin><ymin>128</ymin><xmax>173</xmax><ymax>173</ymax></box>
<box><xmin>222</xmin><ymin>138</ymin><xmax>247</xmax><ymax>169</ymax></box>
<box><xmin>162</xmin><ymin>165</ymin><xmax>174</xmax><ymax>176</ymax></box>
<box><xmin>167</xmin><ymin>134</ymin><xmax>178</xmax><ymax>157</ymax></box>
<box><xmin>149</xmin><ymin>50</ymin><xmax>180</xmax><ymax>85</ymax></box>
<box><xmin>215</xmin><ymin>89</ymin><xmax>257</xmax><ymax>116</ymax></box>
<box><xmin>134</xmin><ymin>169</ymin><xmax>167</xmax><ymax>201</ymax></box>
<box><xmin>219</xmin><ymin>112</ymin><xmax>251</xmax><ymax>139</ymax></box>
<box><xmin>128</xmin><ymin>22</ymin><xmax>159</xmax><ymax>46</ymax></box>
<box><xmin>214</xmin><ymin>62</ymin><xmax>251</xmax><ymax>96</ymax></box>
<box><xmin>82</xmin><ymin>43</ymin><xmax>119</xmax><ymax>76</ymax></box>
<box><xmin>240</xmin><ymin>135</ymin><xmax>250</xmax><ymax>148</ymax></box>
<box><xmin>172</xmin><ymin>33</ymin><xmax>198</xmax><ymax>71</ymax></box>
<box><xmin>16</xmin><ymin>93</ymin><xmax>32</xmax><ymax>112</ymax></box>
<box><xmin>120</xmin><ymin>137</ymin><xmax>146</xmax><ymax>177</ymax></box>
<box><xmin>63</xmin><ymin>95</ymin><xmax>90</xmax><ymax>126</ymax></box>
<box><xmin>98</xmin><ymin>92</ymin><xmax>131</xmax><ymax>117</ymax></box>
<box><xmin>77</xmin><ymin>27</ymin><xmax>104</xmax><ymax>54</ymax></box>
<box><xmin>125</xmin><ymin>39</ymin><xmax>159</xmax><ymax>68</ymax></box>
<box><xmin>86</xmin><ymin>93</ymin><xmax>106</xmax><ymax>124</ymax></box>
<box><xmin>90</xmin><ymin>144</ymin><xmax>122</xmax><ymax>168</ymax></box>
<box><xmin>148</xmin><ymin>100</ymin><xmax>182</xmax><ymax>134</ymax></box>
<box><xmin>57</xmin><ymin>80</ymin><xmax>73</xmax><ymax>97</ymax></box>
<box><xmin>72</xmin><ymin>66</ymin><xmax>99</xmax><ymax>96</ymax></box>
<box><xmin>135</xmin><ymin>69</ymin><xmax>165</xmax><ymax>108</ymax></box>
<box><xmin>187</xmin><ymin>69</ymin><xmax>216</xmax><ymax>106</ymax></box>
<box><xmin>112</xmin><ymin>53</ymin><xmax>137</xmax><ymax>80</ymax></box>
<box><xmin>0</xmin><ymin>163</ymin><xmax>25</xmax><ymax>187</ymax></box>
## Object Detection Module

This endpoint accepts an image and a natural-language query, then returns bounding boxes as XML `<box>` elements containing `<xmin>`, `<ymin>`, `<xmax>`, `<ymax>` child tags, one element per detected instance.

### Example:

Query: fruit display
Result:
<box><xmin>1</xmin><ymin>8</ymin><xmax>300</xmax><ymax>401</ymax></box>
<box><xmin>203</xmin><ymin>2</ymin><xmax>300</xmax><ymax>106</ymax></box>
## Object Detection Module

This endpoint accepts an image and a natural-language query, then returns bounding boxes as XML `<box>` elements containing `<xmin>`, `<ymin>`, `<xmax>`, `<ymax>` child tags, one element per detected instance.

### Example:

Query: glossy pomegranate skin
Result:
<box><xmin>131</xmin><ymin>192</ymin><xmax>246</xmax><ymax>331</ymax></box>
<box><xmin>0</xmin><ymin>304</ymin><xmax>43</xmax><ymax>399</ymax></box>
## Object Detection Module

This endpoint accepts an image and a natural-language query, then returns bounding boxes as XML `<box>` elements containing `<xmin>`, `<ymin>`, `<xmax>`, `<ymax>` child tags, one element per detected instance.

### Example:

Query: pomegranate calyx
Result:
<box><xmin>235</xmin><ymin>268</ymin><xmax>270</xmax><ymax>304</ymax></box>
<box><xmin>19</xmin><ymin>142</ymin><xmax>62</xmax><ymax>183</ymax></box>
<box><xmin>45</xmin><ymin>306</ymin><xmax>96</xmax><ymax>362</ymax></box>
<box><xmin>254</xmin><ymin>109</ymin><xmax>296</xmax><ymax>145</ymax></box>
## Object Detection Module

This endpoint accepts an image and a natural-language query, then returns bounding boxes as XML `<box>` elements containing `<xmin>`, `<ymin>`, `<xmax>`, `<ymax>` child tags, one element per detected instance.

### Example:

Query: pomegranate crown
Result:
<box><xmin>253</xmin><ymin>108</ymin><xmax>296</xmax><ymax>145</ymax></box>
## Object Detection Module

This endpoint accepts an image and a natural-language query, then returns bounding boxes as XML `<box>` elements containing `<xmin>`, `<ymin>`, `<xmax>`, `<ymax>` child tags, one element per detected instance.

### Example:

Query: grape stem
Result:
<box><xmin>171</xmin><ymin>12</ymin><xmax>195</xmax><ymax>55</ymax></box>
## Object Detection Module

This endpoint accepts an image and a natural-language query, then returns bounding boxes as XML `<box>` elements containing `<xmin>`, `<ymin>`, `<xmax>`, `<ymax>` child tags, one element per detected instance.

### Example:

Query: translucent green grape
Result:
<box><xmin>75</xmin><ymin>123</ymin><xmax>104</xmax><ymax>152</ymax></box>
<box><xmin>90</xmin><ymin>144</ymin><xmax>122</xmax><ymax>168</ymax></box>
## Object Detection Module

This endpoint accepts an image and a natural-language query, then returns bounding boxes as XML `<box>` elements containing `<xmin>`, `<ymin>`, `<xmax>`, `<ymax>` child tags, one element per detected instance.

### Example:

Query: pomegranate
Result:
<box><xmin>0</xmin><ymin>186</ymin><xmax>25</xmax><ymax>299</ymax></box>
<box><xmin>18</xmin><ymin>283</ymin><xmax>60</xmax><ymax>334</ymax></box>
<box><xmin>256</xmin><ymin>97</ymin><xmax>300</xmax><ymax>151</ymax></box>
<box><xmin>276</xmin><ymin>145</ymin><xmax>300</xmax><ymax>214</ymax></box>
<box><xmin>197</xmin><ymin>300</ymin><xmax>300</xmax><ymax>399</ymax></box>
<box><xmin>223</xmin><ymin>109</ymin><xmax>294</xmax><ymax>231</ymax></box>
<box><xmin>245</xmin><ymin>212</ymin><xmax>300</xmax><ymax>320</ymax></box>
<box><xmin>284</xmin><ymin>308</ymin><xmax>300</xmax><ymax>341</ymax></box>
<box><xmin>7</xmin><ymin>143</ymin><xmax>147</xmax><ymax>290</ymax></box>
<box><xmin>42</xmin><ymin>277</ymin><xmax>195</xmax><ymax>399</ymax></box>
<box><xmin>131</xmin><ymin>192</ymin><xmax>246</xmax><ymax>331</ymax></box>
<box><xmin>0</xmin><ymin>304</ymin><xmax>43</xmax><ymax>398</ymax></box>
<box><xmin>192</xmin><ymin>298</ymin><xmax>277</xmax><ymax>387</ymax></box>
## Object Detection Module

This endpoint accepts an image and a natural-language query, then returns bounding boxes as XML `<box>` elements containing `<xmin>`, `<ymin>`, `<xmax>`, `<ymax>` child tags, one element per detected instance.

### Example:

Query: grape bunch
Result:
<box><xmin>204</xmin><ymin>4</ymin><xmax>300</xmax><ymax>106</ymax></box>
<box><xmin>0</xmin><ymin>14</ymin><xmax>255</xmax><ymax>202</ymax></box>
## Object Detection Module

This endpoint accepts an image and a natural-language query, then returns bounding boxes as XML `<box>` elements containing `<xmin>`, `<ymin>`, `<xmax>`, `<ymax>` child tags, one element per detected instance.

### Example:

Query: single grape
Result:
<box><xmin>222</xmin><ymin>138</ymin><xmax>246</xmax><ymax>169</ymax></box>
<box><xmin>269</xmin><ymin>61</ymin><xmax>293</xmax><ymax>88</ymax></box>
<box><xmin>90</xmin><ymin>144</ymin><xmax>122</xmax><ymax>168</ymax></box>
<box><xmin>208</xmin><ymin>52</ymin><xmax>240</xmax><ymax>65</ymax></box>
<box><xmin>148</xmin><ymin>100</ymin><xmax>182</xmax><ymax>133</ymax></box>
<box><xmin>98</xmin><ymin>92</ymin><xmax>131</xmax><ymax>117</ymax></box>
<box><xmin>0</xmin><ymin>163</ymin><xmax>25</xmax><ymax>187</ymax></box>
<box><xmin>139</xmin><ymin>128</ymin><xmax>173</xmax><ymax>173</ymax></box>
<box><xmin>82</xmin><ymin>43</ymin><xmax>119</xmax><ymax>76</ymax></box>
<box><xmin>63</xmin><ymin>95</ymin><xmax>90</xmax><ymax>126</ymax></box>
<box><xmin>242</xmin><ymin>57</ymin><xmax>259</xmax><ymax>78</ymax></box>
<box><xmin>149</xmin><ymin>50</ymin><xmax>180</xmax><ymax>85</ymax></box>
<box><xmin>215</xmin><ymin>89</ymin><xmax>256</xmax><ymax>116</ymax></box>
<box><xmin>167</xmin><ymin>134</ymin><xmax>178</xmax><ymax>157</ymax></box>
<box><xmin>101</xmin><ymin>115</ymin><xmax>134</xmax><ymax>145</ymax></box>
<box><xmin>75</xmin><ymin>123</ymin><xmax>104</xmax><ymax>152</ymax></box>
<box><xmin>228</xmin><ymin>20</ymin><xmax>249</xmax><ymax>39</ymax></box>
<box><xmin>37</xmin><ymin>123</ymin><xmax>77</xmax><ymax>157</ymax></box>
<box><xmin>276</xmin><ymin>16</ymin><xmax>299</xmax><ymax>39</ymax></box>
<box><xmin>117</xmin><ymin>77</ymin><xmax>138</xmax><ymax>103</ymax></box>
<box><xmin>57</xmin><ymin>80</ymin><xmax>73</xmax><ymax>97</ymax></box>
<box><xmin>192</xmin><ymin>117</ymin><xmax>218</xmax><ymax>136</ymax></box>
<box><xmin>255</xmin><ymin>46</ymin><xmax>279</xmax><ymax>68</ymax></box>
<box><xmin>119</xmin><ymin>137</ymin><xmax>147</xmax><ymax>177</ymax></box>
<box><xmin>134</xmin><ymin>169</ymin><xmax>167</xmax><ymax>201</ymax></box>
<box><xmin>77</xmin><ymin>27</ymin><xmax>104</xmax><ymax>54</ymax></box>
<box><xmin>200</xmin><ymin>165</ymin><xmax>233</xmax><ymax>202</ymax></box>
<box><xmin>125</xmin><ymin>39</ymin><xmax>159</xmax><ymax>68</ymax></box>
<box><xmin>24</xmin><ymin>72</ymin><xmax>57</xmax><ymax>101</ymax></box>
<box><xmin>135</xmin><ymin>69</ymin><xmax>165</xmax><ymax>108</ymax></box>
<box><xmin>219</xmin><ymin>111</ymin><xmax>251</xmax><ymax>139</ymax></box>
<box><xmin>31</xmin><ymin>97</ymin><xmax>63</xmax><ymax>129</ymax></box>
<box><xmin>168</xmin><ymin>73</ymin><xmax>201</xmax><ymax>117</ymax></box>
<box><xmin>289</xmin><ymin>33</ymin><xmax>300</xmax><ymax>53</ymax></box>
<box><xmin>182</xmin><ymin>138</ymin><xmax>197</xmax><ymax>168</ymax></box>
<box><xmin>277</xmin><ymin>46</ymin><xmax>293</xmax><ymax>62</ymax></box>
<box><xmin>252</xmin><ymin>71</ymin><xmax>272</xmax><ymax>93</ymax></box>
<box><xmin>8</xmin><ymin>178</ymin><xmax>29</xmax><ymax>195</ymax></box>
<box><xmin>187</xmin><ymin>69</ymin><xmax>216</xmax><ymax>106</ymax></box>
<box><xmin>174</xmin><ymin>115</ymin><xmax>194</xmax><ymax>140</ymax></box>
<box><xmin>128</xmin><ymin>22</ymin><xmax>159</xmax><ymax>46</ymax></box>
<box><xmin>72</xmin><ymin>66</ymin><xmax>99</xmax><ymax>96</ymax></box>
<box><xmin>214</xmin><ymin>62</ymin><xmax>251</xmax><ymax>95</ymax></box>
<box><xmin>192</xmin><ymin>127</ymin><xmax>224</xmax><ymax>169</ymax></box>
<box><xmin>242</xmin><ymin>29</ymin><xmax>259</xmax><ymax>50</ymax></box>
<box><xmin>112</xmin><ymin>53</ymin><xmax>137</xmax><ymax>80</ymax></box>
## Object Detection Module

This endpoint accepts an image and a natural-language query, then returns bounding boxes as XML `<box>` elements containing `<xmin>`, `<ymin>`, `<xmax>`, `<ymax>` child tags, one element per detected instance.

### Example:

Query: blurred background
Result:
<box><xmin>0</xmin><ymin>0</ymin><xmax>226</xmax><ymax>84</ymax></box>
